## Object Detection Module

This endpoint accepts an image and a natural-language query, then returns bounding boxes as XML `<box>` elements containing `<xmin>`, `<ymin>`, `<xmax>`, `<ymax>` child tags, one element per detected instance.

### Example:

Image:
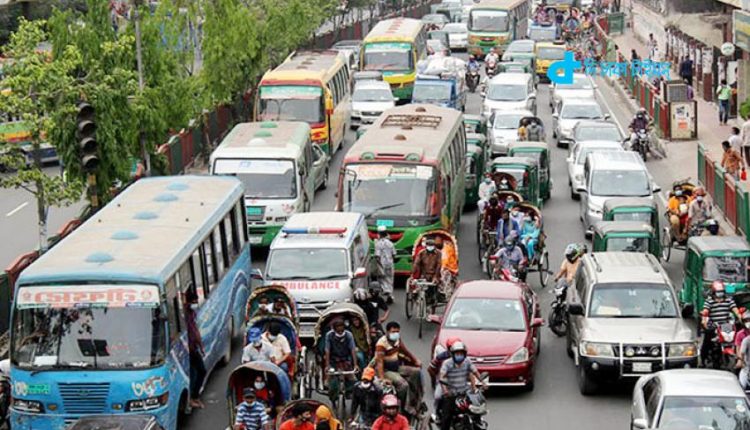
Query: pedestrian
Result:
<box><xmin>631</xmin><ymin>49</ymin><xmax>639</xmax><ymax>62</ymax></box>
<box><xmin>679</xmin><ymin>55</ymin><xmax>693</xmax><ymax>86</ymax></box>
<box><xmin>741</xmin><ymin>116</ymin><xmax>750</xmax><ymax>162</ymax></box>
<box><xmin>374</xmin><ymin>225</ymin><xmax>395</xmax><ymax>303</ymax></box>
<box><xmin>730</xmin><ymin>127</ymin><xmax>742</xmax><ymax>154</ymax></box>
<box><xmin>184</xmin><ymin>288</ymin><xmax>206</xmax><ymax>409</ymax></box>
<box><xmin>717</xmin><ymin>79</ymin><xmax>732</xmax><ymax>125</ymax></box>
<box><xmin>685</xmin><ymin>78</ymin><xmax>694</xmax><ymax>100</ymax></box>
<box><xmin>646</xmin><ymin>33</ymin><xmax>656</xmax><ymax>60</ymax></box>
<box><xmin>234</xmin><ymin>388</ymin><xmax>270</xmax><ymax>430</ymax></box>
<box><xmin>721</xmin><ymin>140</ymin><xmax>744</xmax><ymax>180</ymax></box>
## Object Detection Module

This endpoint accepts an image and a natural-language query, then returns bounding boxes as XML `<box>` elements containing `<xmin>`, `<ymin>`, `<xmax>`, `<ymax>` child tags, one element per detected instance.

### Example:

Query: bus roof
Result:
<box><xmin>261</xmin><ymin>50</ymin><xmax>347</xmax><ymax>85</ymax></box>
<box><xmin>211</xmin><ymin>121</ymin><xmax>310</xmax><ymax>160</ymax></box>
<box><xmin>344</xmin><ymin>104</ymin><xmax>463</xmax><ymax>164</ymax></box>
<box><xmin>470</xmin><ymin>0</ymin><xmax>527</xmax><ymax>10</ymax></box>
<box><xmin>364</xmin><ymin>18</ymin><xmax>425</xmax><ymax>44</ymax></box>
<box><xmin>18</xmin><ymin>176</ymin><xmax>245</xmax><ymax>285</ymax></box>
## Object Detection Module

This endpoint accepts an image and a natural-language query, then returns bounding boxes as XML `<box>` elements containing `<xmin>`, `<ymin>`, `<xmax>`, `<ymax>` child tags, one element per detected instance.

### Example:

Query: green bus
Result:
<box><xmin>467</xmin><ymin>0</ymin><xmax>530</xmax><ymax>57</ymax></box>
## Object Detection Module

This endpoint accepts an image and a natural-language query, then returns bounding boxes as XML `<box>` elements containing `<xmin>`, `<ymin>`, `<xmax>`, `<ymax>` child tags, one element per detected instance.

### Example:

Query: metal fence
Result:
<box><xmin>697</xmin><ymin>143</ymin><xmax>750</xmax><ymax>240</ymax></box>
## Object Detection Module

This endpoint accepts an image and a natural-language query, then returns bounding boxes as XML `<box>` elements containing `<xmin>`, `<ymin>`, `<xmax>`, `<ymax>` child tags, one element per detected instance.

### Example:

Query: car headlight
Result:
<box><xmin>126</xmin><ymin>392</ymin><xmax>169</xmax><ymax>412</ymax></box>
<box><xmin>580</xmin><ymin>341</ymin><xmax>615</xmax><ymax>357</ymax></box>
<box><xmin>668</xmin><ymin>342</ymin><xmax>697</xmax><ymax>358</ymax></box>
<box><xmin>13</xmin><ymin>399</ymin><xmax>44</xmax><ymax>414</ymax></box>
<box><xmin>505</xmin><ymin>347</ymin><xmax>529</xmax><ymax>364</ymax></box>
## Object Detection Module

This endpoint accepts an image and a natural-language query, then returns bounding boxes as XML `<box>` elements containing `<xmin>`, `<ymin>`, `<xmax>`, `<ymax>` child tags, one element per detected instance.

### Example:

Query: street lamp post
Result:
<box><xmin>132</xmin><ymin>0</ymin><xmax>151</xmax><ymax>175</ymax></box>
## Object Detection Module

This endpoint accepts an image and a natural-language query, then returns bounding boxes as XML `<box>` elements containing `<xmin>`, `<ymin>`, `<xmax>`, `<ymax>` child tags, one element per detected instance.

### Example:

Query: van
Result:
<box><xmin>481</xmin><ymin>72</ymin><xmax>536</xmax><ymax>118</ymax></box>
<box><xmin>210</xmin><ymin>121</ymin><xmax>328</xmax><ymax>246</ymax></box>
<box><xmin>566</xmin><ymin>252</ymin><xmax>697</xmax><ymax>395</ymax></box>
<box><xmin>264</xmin><ymin>212</ymin><xmax>370</xmax><ymax>338</ymax></box>
<box><xmin>577</xmin><ymin>152</ymin><xmax>660</xmax><ymax>233</ymax></box>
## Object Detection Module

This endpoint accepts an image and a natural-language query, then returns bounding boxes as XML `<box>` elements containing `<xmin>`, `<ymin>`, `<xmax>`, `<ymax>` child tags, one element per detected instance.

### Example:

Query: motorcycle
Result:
<box><xmin>630</xmin><ymin>128</ymin><xmax>650</xmax><ymax>161</ymax></box>
<box><xmin>703</xmin><ymin>321</ymin><xmax>738</xmax><ymax>370</ymax></box>
<box><xmin>488</xmin><ymin>256</ymin><xmax>526</xmax><ymax>282</ymax></box>
<box><xmin>548</xmin><ymin>280</ymin><xmax>569</xmax><ymax>337</ymax></box>
<box><xmin>466</xmin><ymin>68</ymin><xmax>480</xmax><ymax>93</ymax></box>
<box><xmin>440</xmin><ymin>374</ymin><xmax>489</xmax><ymax>430</ymax></box>
<box><xmin>485</xmin><ymin>59</ymin><xmax>498</xmax><ymax>80</ymax></box>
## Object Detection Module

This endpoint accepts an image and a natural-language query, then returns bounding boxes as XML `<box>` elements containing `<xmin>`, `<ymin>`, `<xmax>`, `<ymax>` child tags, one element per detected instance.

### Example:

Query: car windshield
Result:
<box><xmin>423</xmin><ymin>15</ymin><xmax>447</xmax><ymax>24</ymax></box>
<box><xmin>658</xmin><ymin>396</ymin><xmax>750</xmax><ymax>430</ymax></box>
<box><xmin>591</xmin><ymin>169</ymin><xmax>650</xmax><ymax>197</ymax></box>
<box><xmin>494</xmin><ymin>113</ymin><xmax>525</xmax><ymax>129</ymax></box>
<box><xmin>529</xmin><ymin>27</ymin><xmax>557</xmax><ymax>41</ymax></box>
<box><xmin>606</xmin><ymin>237</ymin><xmax>650</xmax><ymax>253</ymax></box>
<box><xmin>575</xmin><ymin>126</ymin><xmax>622</xmax><ymax>142</ymax></box>
<box><xmin>507</xmin><ymin>42</ymin><xmax>534</xmax><ymax>53</ymax></box>
<box><xmin>561</xmin><ymin>104</ymin><xmax>603</xmax><ymax>119</ymax></box>
<box><xmin>470</xmin><ymin>10</ymin><xmax>508</xmax><ymax>31</ymax></box>
<box><xmin>589</xmin><ymin>283</ymin><xmax>678</xmax><ymax>318</ymax></box>
<box><xmin>443</xmin><ymin>24</ymin><xmax>467</xmax><ymax>33</ymax></box>
<box><xmin>488</xmin><ymin>83</ymin><xmax>527</xmax><ymax>101</ymax></box>
<box><xmin>353</xmin><ymin>88</ymin><xmax>393</xmax><ymax>102</ymax></box>
<box><xmin>537</xmin><ymin>47</ymin><xmax>565</xmax><ymax>60</ymax></box>
<box><xmin>703</xmin><ymin>256</ymin><xmax>750</xmax><ymax>283</ymax></box>
<box><xmin>558</xmin><ymin>76</ymin><xmax>594</xmax><ymax>90</ymax></box>
<box><xmin>266</xmin><ymin>248</ymin><xmax>349</xmax><ymax>280</ymax></box>
<box><xmin>213</xmin><ymin>159</ymin><xmax>296</xmax><ymax>199</ymax></box>
<box><xmin>258</xmin><ymin>86</ymin><xmax>324</xmax><ymax>123</ymax></box>
<box><xmin>612</xmin><ymin>211</ymin><xmax>653</xmax><ymax>223</ymax></box>
<box><xmin>576</xmin><ymin>147</ymin><xmax>621</xmax><ymax>165</ymax></box>
<box><xmin>12</xmin><ymin>285</ymin><xmax>166</xmax><ymax>369</ymax></box>
<box><xmin>444</xmin><ymin>298</ymin><xmax>526</xmax><ymax>331</ymax></box>
<box><xmin>413</xmin><ymin>83</ymin><xmax>452</xmax><ymax>102</ymax></box>
<box><xmin>343</xmin><ymin>164</ymin><xmax>438</xmax><ymax>219</ymax></box>
<box><xmin>363</xmin><ymin>43</ymin><xmax>413</xmax><ymax>72</ymax></box>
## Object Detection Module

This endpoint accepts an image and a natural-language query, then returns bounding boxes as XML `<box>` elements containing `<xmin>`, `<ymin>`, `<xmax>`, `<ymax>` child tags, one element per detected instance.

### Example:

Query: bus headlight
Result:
<box><xmin>13</xmin><ymin>399</ymin><xmax>44</xmax><ymax>413</ymax></box>
<box><xmin>126</xmin><ymin>392</ymin><xmax>169</xmax><ymax>412</ymax></box>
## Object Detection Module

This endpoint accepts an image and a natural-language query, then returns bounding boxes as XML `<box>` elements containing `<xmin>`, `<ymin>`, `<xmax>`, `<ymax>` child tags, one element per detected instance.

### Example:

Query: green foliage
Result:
<box><xmin>740</xmin><ymin>97</ymin><xmax>750</xmax><ymax>121</ymax></box>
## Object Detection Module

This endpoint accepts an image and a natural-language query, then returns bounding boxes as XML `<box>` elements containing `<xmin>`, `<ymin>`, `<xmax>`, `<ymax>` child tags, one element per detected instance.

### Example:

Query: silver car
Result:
<box><xmin>631</xmin><ymin>369</ymin><xmax>750</xmax><ymax>429</ymax></box>
<box><xmin>351</xmin><ymin>80</ymin><xmax>396</xmax><ymax>129</ymax></box>
<box><xmin>570</xmin><ymin>120</ymin><xmax>624</xmax><ymax>148</ymax></box>
<box><xmin>550</xmin><ymin>73</ymin><xmax>597</xmax><ymax>111</ymax></box>
<box><xmin>488</xmin><ymin>109</ymin><xmax>533</xmax><ymax>157</ymax></box>
<box><xmin>566</xmin><ymin>140</ymin><xmax>624</xmax><ymax>200</ymax></box>
<box><xmin>553</xmin><ymin>98</ymin><xmax>608</xmax><ymax>148</ymax></box>
<box><xmin>482</xmin><ymin>73</ymin><xmax>536</xmax><ymax>117</ymax></box>
<box><xmin>443</xmin><ymin>23</ymin><xmax>468</xmax><ymax>50</ymax></box>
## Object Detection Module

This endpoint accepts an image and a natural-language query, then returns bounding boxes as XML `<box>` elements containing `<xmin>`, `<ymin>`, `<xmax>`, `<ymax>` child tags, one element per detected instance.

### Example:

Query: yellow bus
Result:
<box><xmin>467</xmin><ymin>0</ymin><xmax>530</xmax><ymax>56</ymax></box>
<box><xmin>361</xmin><ymin>18</ymin><xmax>427</xmax><ymax>103</ymax></box>
<box><xmin>255</xmin><ymin>50</ymin><xmax>351</xmax><ymax>155</ymax></box>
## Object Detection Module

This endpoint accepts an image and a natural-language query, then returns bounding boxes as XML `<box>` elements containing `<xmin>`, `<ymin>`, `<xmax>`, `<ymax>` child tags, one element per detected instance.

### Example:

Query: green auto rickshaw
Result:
<box><xmin>602</xmin><ymin>197</ymin><xmax>660</xmax><ymax>256</ymax></box>
<box><xmin>508</xmin><ymin>141</ymin><xmax>551</xmax><ymax>200</ymax></box>
<box><xmin>591</xmin><ymin>221</ymin><xmax>659</xmax><ymax>258</ymax></box>
<box><xmin>490</xmin><ymin>156</ymin><xmax>541</xmax><ymax>208</ymax></box>
<box><xmin>680</xmin><ymin>235</ymin><xmax>750</xmax><ymax>316</ymax></box>
<box><xmin>463</xmin><ymin>114</ymin><xmax>487</xmax><ymax>136</ymax></box>
<box><xmin>355</xmin><ymin>125</ymin><xmax>370</xmax><ymax>140</ymax></box>
<box><xmin>465</xmin><ymin>140</ymin><xmax>487</xmax><ymax>207</ymax></box>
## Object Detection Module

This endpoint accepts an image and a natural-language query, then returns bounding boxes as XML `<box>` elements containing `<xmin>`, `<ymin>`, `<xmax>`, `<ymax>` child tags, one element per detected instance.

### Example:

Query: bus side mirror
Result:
<box><xmin>325</xmin><ymin>97</ymin><xmax>334</xmax><ymax>115</ymax></box>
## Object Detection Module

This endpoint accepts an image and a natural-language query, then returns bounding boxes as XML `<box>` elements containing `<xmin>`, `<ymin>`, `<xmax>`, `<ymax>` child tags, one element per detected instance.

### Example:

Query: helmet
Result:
<box><xmin>565</xmin><ymin>244</ymin><xmax>578</xmax><ymax>261</ymax></box>
<box><xmin>504</xmin><ymin>237</ymin><xmax>515</xmax><ymax>249</ymax></box>
<box><xmin>712</xmin><ymin>281</ymin><xmax>726</xmax><ymax>297</ymax></box>
<box><xmin>370</xmin><ymin>281</ymin><xmax>383</xmax><ymax>293</ymax></box>
<box><xmin>446</xmin><ymin>337</ymin><xmax>461</xmax><ymax>350</ymax></box>
<box><xmin>705</xmin><ymin>219</ymin><xmax>719</xmax><ymax>235</ymax></box>
<box><xmin>450</xmin><ymin>341</ymin><xmax>467</xmax><ymax>354</ymax></box>
<box><xmin>381</xmin><ymin>394</ymin><xmax>399</xmax><ymax>408</ymax></box>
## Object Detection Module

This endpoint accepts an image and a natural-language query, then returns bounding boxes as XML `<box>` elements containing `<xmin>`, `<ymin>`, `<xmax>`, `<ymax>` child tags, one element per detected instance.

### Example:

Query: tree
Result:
<box><xmin>0</xmin><ymin>18</ymin><xmax>84</xmax><ymax>251</ymax></box>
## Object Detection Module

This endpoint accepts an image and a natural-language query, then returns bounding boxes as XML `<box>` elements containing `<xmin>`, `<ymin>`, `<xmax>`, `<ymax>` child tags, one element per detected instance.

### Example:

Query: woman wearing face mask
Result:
<box><xmin>252</xmin><ymin>374</ymin><xmax>276</xmax><ymax>413</ymax></box>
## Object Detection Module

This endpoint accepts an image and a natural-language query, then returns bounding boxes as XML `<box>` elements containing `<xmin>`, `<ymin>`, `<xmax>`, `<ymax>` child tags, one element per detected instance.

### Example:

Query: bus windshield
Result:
<box><xmin>258</xmin><ymin>86</ymin><xmax>324</xmax><ymax>123</ymax></box>
<box><xmin>12</xmin><ymin>285</ymin><xmax>167</xmax><ymax>370</ymax></box>
<box><xmin>343</xmin><ymin>163</ymin><xmax>438</xmax><ymax>219</ymax></box>
<box><xmin>363</xmin><ymin>43</ymin><xmax>413</xmax><ymax>72</ymax></box>
<box><xmin>469</xmin><ymin>10</ymin><xmax>508</xmax><ymax>32</ymax></box>
<box><xmin>213</xmin><ymin>159</ymin><xmax>297</xmax><ymax>199</ymax></box>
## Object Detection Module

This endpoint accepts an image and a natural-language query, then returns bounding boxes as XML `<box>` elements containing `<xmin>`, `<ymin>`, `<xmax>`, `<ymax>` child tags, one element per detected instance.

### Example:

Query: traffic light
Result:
<box><xmin>76</xmin><ymin>102</ymin><xmax>99</xmax><ymax>172</ymax></box>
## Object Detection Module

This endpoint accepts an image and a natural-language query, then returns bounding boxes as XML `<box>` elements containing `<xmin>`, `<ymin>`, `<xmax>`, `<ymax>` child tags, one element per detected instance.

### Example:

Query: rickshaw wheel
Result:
<box><xmin>660</xmin><ymin>226</ymin><xmax>672</xmax><ymax>262</ymax></box>
<box><xmin>417</xmin><ymin>298</ymin><xmax>426</xmax><ymax>339</ymax></box>
<box><xmin>539</xmin><ymin>251</ymin><xmax>550</xmax><ymax>287</ymax></box>
<box><xmin>405</xmin><ymin>289</ymin><xmax>415</xmax><ymax>320</ymax></box>
<box><xmin>304</xmin><ymin>350</ymin><xmax>318</xmax><ymax>395</ymax></box>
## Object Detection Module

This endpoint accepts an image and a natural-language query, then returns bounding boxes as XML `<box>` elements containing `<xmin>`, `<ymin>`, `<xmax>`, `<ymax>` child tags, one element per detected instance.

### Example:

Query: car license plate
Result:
<box><xmin>248</xmin><ymin>236</ymin><xmax>263</xmax><ymax>245</ymax></box>
<box><xmin>632</xmin><ymin>362</ymin><xmax>652</xmax><ymax>373</ymax></box>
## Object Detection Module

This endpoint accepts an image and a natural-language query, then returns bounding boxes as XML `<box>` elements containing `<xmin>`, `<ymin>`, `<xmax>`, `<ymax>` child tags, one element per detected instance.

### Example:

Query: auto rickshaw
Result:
<box><xmin>508</xmin><ymin>140</ymin><xmax>551</xmax><ymax>200</ymax></box>
<box><xmin>591</xmin><ymin>221</ymin><xmax>660</xmax><ymax>258</ymax></box>
<box><xmin>490</xmin><ymin>156</ymin><xmax>542</xmax><ymax>208</ymax></box>
<box><xmin>680</xmin><ymin>235</ymin><xmax>750</xmax><ymax>316</ymax></box>
<box><xmin>463</xmin><ymin>114</ymin><xmax>487</xmax><ymax>135</ymax></box>
<box><xmin>409</xmin><ymin>229</ymin><xmax>458</xmax><ymax>338</ymax></box>
<box><xmin>246</xmin><ymin>284</ymin><xmax>299</xmax><ymax>323</ymax></box>
<box><xmin>303</xmin><ymin>303</ymin><xmax>369</xmax><ymax>421</ymax></box>
<box><xmin>246</xmin><ymin>314</ymin><xmax>305</xmax><ymax>397</ymax></box>
<box><xmin>227</xmin><ymin>361</ymin><xmax>293</xmax><ymax>427</ymax></box>
<box><xmin>275</xmin><ymin>400</ymin><xmax>338</xmax><ymax>430</ymax></box>
<box><xmin>465</xmin><ymin>134</ymin><xmax>488</xmax><ymax>207</ymax></box>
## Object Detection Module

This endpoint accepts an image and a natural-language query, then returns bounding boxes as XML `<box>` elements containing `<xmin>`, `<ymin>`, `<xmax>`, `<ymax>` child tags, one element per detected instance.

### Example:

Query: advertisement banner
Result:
<box><xmin>734</xmin><ymin>10</ymin><xmax>750</xmax><ymax>52</ymax></box>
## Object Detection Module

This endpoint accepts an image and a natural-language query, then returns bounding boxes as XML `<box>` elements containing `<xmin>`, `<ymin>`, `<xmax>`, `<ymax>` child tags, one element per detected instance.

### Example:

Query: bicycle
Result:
<box><xmin>327</xmin><ymin>368</ymin><xmax>358</xmax><ymax>422</ymax></box>
<box><xmin>405</xmin><ymin>278</ymin><xmax>436</xmax><ymax>339</ymax></box>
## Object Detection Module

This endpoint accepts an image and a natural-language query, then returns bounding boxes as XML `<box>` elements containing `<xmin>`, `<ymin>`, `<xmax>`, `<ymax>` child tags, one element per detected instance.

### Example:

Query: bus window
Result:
<box><xmin>218</xmin><ymin>223</ymin><xmax>229</xmax><ymax>268</ymax></box>
<box><xmin>203</xmin><ymin>238</ymin><xmax>217</xmax><ymax>291</ymax></box>
<box><xmin>166</xmin><ymin>276</ymin><xmax>180</xmax><ymax>342</ymax></box>
<box><xmin>212</xmin><ymin>228</ymin><xmax>225</xmax><ymax>278</ymax></box>
<box><xmin>190</xmin><ymin>250</ymin><xmax>207</xmax><ymax>303</ymax></box>
<box><xmin>225</xmin><ymin>214</ymin><xmax>239</xmax><ymax>260</ymax></box>
<box><xmin>236</xmin><ymin>200</ymin><xmax>249</xmax><ymax>243</ymax></box>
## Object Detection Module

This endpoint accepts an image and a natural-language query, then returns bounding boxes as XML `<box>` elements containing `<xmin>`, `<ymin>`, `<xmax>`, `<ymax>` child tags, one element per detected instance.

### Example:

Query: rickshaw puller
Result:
<box><xmin>324</xmin><ymin>318</ymin><xmax>358</xmax><ymax>404</ymax></box>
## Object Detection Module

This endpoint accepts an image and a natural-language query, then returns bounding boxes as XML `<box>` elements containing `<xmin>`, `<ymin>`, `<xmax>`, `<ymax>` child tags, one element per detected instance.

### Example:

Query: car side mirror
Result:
<box><xmin>652</xmin><ymin>184</ymin><xmax>661</xmax><ymax>193</ymax></box>
<box><xmin>568</xmin><ymin>303</ymin><xmax>584</xmax><ymax>316</ymax></box>
<box><xmin>427</xmin><ymin>314</ymin><xmax>443</xmax><ymax>324</ymax></box>
<box><xmin>531</xmin><ymin>318</ymin><xmax>544</xmax><ymax>328</ymax></box>
<box><xmin>394</xmin><ymin>97</ymin><xmax>399</xmax><ymax>102</ymax></box>
<box><xmin>566</xmin><ymin>156</ymin><xmax>574</xmax><ymax>163</ymax></box>
<box><xmin>354</xmin><ymin>267</ymin><xmax>367</xmax><ymax>279</ymax></box>
<box><xmin>681</xmin><ymin>304</ymin><xmax>695</xmax><ymax>319</ymax></box>
<box><xmin>604</xmin><ymin>114</ymin><xmax>611</xmax><ymax>120</ymax></box>
<box><xmin>593</xmin><ymin>84</ymin><xmax>599</xmax><ymax>89</ymax></box>
<box><xmin>576</xmin><ymin>187</ymin><xmax>587</xmax><ymax>194</ymax></box>
<box><xmin>250</xmin><ymin>268</ymin><xmax>264</xmax><ymax>281</ymax></box>
<box><xmin>528</xmin><ymin>93</ymin><xmax>536</xmax><ymax>99</ymax></box>
<box><xmin>632</xmin><ymin>418</ymin><xmax>648</xmax><ymax>430</ymax></box>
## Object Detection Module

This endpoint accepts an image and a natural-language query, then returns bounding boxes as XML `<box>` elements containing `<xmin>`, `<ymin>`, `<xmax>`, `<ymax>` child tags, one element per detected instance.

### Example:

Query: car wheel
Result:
<box><xmin>577</xmin><ymin>364</ymin><xmax>597</xmax><ymax>395</ymax></box>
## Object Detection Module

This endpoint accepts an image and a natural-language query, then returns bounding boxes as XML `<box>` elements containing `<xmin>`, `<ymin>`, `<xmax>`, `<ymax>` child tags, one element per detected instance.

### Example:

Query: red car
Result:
<box><xmin>429</xmin><ymin>280</ymin><xmax>543</xmax><ymax>391</ymax></box>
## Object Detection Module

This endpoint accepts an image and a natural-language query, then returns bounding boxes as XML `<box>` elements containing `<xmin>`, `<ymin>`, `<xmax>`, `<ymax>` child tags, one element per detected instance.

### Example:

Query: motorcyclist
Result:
<box><xmin>563</xmin><ymin>15</ymin><xmax>579</xmax><ymax>33</ymax></box>
<box><xmin>526</xmin><ymin>119</ymin><xmax>543</xmax><ymax>142</ymax></box>
<box><xmin>375</xmin><ymin>322</ymin><xmax>423</xmax><ymax>417</ymax></box>
<box><xmin>493</xmin><ymin>237</ymin><xmax>526</xmax><ymax>278</ymax></box>
<box><xmin>477</xmin><ymin>176</ymin><xmax>497</xmax><ymax>212</ymax></box>
<box><xmin>628</xmin><ymin>108</ymin><xmax>652</xmax><ymax>148</ymax></box>
<box><xmin>467</xmin><ymin>55</ymin><xmax>480</xmax><ymax>73</ymax></box>
<box><xmin>484</xmin><ymin>47</ymin><xmax>500</xmax><ymax>66</ymax></box>
<box><xmin>700</xmin><ymin>281</ymin><xmax>742</xmax><ymax>364</ymax></box>
<box><xmin>372</xmin><ymin>394</ymin><xmax>409</xmax><ymax>430</ymax></box>
<box><xmin>553</xmin><ymin>243</ymin><xmax>582</xmax><ymax>289</ymax></box>
<box><xmin>434</xmin><ymin>341</ymin><xmax>481</xmax><ymax>430</ymax></box>
<box><xmin>428</xmin><ymin>337</ymin><xmax>461</xmax><ymax>386</ymax></box>
<box><xmin>350</xmin><ymin>367</ymin><xmax>383</xmax><ymax>427</ymax></box>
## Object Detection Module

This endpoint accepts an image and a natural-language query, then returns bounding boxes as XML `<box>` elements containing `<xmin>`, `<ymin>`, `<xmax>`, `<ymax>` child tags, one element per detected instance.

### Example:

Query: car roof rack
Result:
<box><xmin>382</xmin><ymin>114</ymin><xmax>442</xmax><ymax>129</ymax></box>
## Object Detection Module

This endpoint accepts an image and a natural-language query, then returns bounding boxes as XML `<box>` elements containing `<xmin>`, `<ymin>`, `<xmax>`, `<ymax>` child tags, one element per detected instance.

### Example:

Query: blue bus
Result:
<box><xmin>9</xmin><ymin>176</ymin><xmax>254</xmax><ymax>430</ymax></box>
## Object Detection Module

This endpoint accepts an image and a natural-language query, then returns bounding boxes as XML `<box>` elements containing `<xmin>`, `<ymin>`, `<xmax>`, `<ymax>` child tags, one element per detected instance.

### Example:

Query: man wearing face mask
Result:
<box><xmin>700</xmin><ymin>281</ymin><xmax>742</xmax><ymax>364</ymax></box>
<box><xmin>242</xmin><ymin>327</ymin><xmax>275</xmax><ymax>364</ymax></box>
<box><xmin>737</xmin><ymin>311</ymin><xmax>750</xmax><ymax>389</ymax></box>
<box><xmin>435</xmin><ymin>342</ymin><xmax>481</xmax><ymax>430</ymax></box>
<box><xmin>412</xmin><ymin>238</ymin><xmax>442</xmax><ymax>290</ymax></box>
<box><xmin>477</xmin><ymin>175</ymin><xmax>496</xmax><ymax>212</ymax></box>
<box><xmin>324</xmin><ymin>318</ymin><xmax>358</xmax><ymax>406</ymax></box>
<box><xmin>375</xmin><ymin>322</ymin><xmax>423</xmax><ymax>416</ymax></box>
<box><xmin>263</xmin><ymin>323</ymin><xmax>291</xmax><ymax>373</ymax></box>
<box><xmin>350</xmin><ymin>367</ymin><xmax>383</xmax><ymax>426</ymax></box>
<box><xmin>687</xmin><ymin>187</ymin><xmax>713</xmax><ymax>235</ymax></box>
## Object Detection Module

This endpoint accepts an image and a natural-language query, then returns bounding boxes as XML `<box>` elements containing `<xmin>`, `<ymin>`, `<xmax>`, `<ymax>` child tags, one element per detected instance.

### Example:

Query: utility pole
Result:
<box><xmin>132</xmin><ymin>0</ymin><xmax>151</xmax><ymax>176</ymax></box>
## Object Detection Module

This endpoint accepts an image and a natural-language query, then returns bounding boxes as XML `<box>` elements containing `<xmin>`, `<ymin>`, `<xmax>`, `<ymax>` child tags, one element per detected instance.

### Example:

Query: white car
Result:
<box><xmin>571</xmin><ymin>120</ymin><xmax>624</xmax><ymax>148</ymax></box>
<box><xmin>502</xmin><ymin>40</ymin><xmax>535</xmax><ymax>61</ymax></box>
<box><xmin>552</xmin><ymin>98</ymin><xmax>608</xmax><ymax>148</ymax></box>
<box><xmin>488</xmin><ymin>109</ymin><xmax>533</xmax><ymax>157</ymax></box>
<box><xmin>443</xmin><ymin>23</ymin><xmax>468</xmax><ymax>50</ymax></box>
<box><xmin>567</xmin><ymin>140</ymin><xmax>624</xmax><ymax>200</ymax></box>
<box><xmin>350</xmin><ymin>80</ymin><xmax>396</xmax><ymax>129</ymax></box>
<box><xmin>482</xmin><ymin>73</ymin><xmax>536</xmax><ymax>117</ymax></box>
<box><xmin>550</xmin><ymin>73</ymin><xmax>597</xmax><ymax>111</ymax></box>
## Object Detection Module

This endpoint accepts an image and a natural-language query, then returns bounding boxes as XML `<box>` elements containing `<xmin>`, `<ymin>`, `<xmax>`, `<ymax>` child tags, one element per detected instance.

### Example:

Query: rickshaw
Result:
<box><xmin>246</xmin><ymin>284</ymin><xmax>299</xmax><ymax>323</ymax></box>
<box><xmin>408</xmin><ymin>229</ymin><xmax>459</xmax><ymax>339</ymax></box>
<box><xmin>490</xmin><ymin>156</ymin><xmax>542</xmax><ymax>208</ymax></box>
<box><xmin>246</xmin><ymin>314</ymin><xmax>306</xmax><ymax>397</ymax></box>
<box><xmin>660</xmin><ymin>180</ymin><xmax>696</xmax><ymax>262</ymax></box>
<box><xmin>680</xmin><ymin>235</ymin><xmax>750</xmax><ymax>316</ymax></box>
<box><xmin>591</xmin><ymin>221</ymin><xmax>660</xmax><ymax>258</ymax></box>
<box><xmin>303</xmin><ymin>303</ymin><xmax>369</xmax><ymax>420</ymax></box>
<box><xmin>508</xmin><ymin>141</ymin><xmax>551</xmax><ymax>200</ymax></box>
<box><xmin>275</xmin><ymin>400</ymin><xmax>338</xmax><ymax>430</ymax></box>
<box><xmin>476</xmin><ymin>190</ymin><xmax>523</xmax><ymax>265</ymax></box>
<box><xmin>464</xmin><ymin>134</ymin><xmax>489</xmax><ymax>207</ymax></box>
<box><xmin>463</xmin><ymin>114</ymin><xmax>487</xmax><ymax>135</ymax></box>
<box><xmin>227</xmin><ymin>361</ymin><xmax>293</xmax><ymax>428</ymax></box>
<box><xmin>510</xmin><ymin>202</ymin><xmax>550</xmax><ymax>287</ymax></box>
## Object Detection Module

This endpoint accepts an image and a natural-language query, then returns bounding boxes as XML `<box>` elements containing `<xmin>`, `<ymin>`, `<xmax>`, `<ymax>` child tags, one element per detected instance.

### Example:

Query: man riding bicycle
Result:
<box><xmin>412</xmin><ymin>237</ymin><xmax>442</xmax><ymax>302</ymax></box>
<box><xmin>324</xmin><ymin>318</ymin><xmax>358</xmax><ymax>408</ymax></box>
<box><xmin>434</xmin><ymin>341</ymin><xmax>481</xmax><ymax>430</ymax></box>
<box><xmin>375</xmin><ymin>322</ymin><xmax>423</xmax><ymax>417</ymax></box>
<box><xmin>700</xmin><ymin>281</ymin><xmax>742</xmax><ymax>363</ymax></box>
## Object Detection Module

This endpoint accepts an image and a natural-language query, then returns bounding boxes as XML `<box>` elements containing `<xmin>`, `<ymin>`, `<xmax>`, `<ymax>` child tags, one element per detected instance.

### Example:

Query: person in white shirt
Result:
<box><xmin>242</xmin><ymin>327</ymin><xmax>275</xmax><ymax>363</ymax></box>
<box><xmin>263</xmin><ymin>322</ymin><xmax>292</xmax><ymax>372</ymax></box>
<box><xmin>730</xmin><ymin>126</ymin><xmax>743</xmax><ymax>155</ymax></box>
<box><xmin>477</xmin><ymin>176</ymin><xmax>496</xmax><ymax>213</ymax></box>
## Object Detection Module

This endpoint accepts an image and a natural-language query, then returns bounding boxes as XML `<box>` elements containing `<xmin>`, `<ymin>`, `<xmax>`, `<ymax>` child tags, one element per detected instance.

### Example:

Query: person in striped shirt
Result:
<box><xmin>234</xmin><ymin>388</ymin><xmax>270</xmax><ymax>430</ymax></box>
<box><xmin>700</xmin><ymin>281</ymin><xmax>742</xmax><ymax>363</ymax></box>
